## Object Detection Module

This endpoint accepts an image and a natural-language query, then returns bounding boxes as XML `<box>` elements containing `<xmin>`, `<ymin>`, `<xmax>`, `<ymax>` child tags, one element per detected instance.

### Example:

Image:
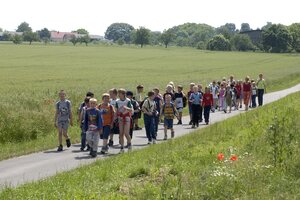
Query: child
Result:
<box><xmin>202</xmin><ymin>87</ymin><xmax>213</xmax><ymax>125</ymax></box>
<box><xmin>243</xmin><ymin>76</ymin><xmax>252</xmax><ymax>111</ymax></box>
<box><xmin>163</xmin><ymin>85</ymin><xmax>175</xmax><ymax>102</ymax></box>
<box><xmin>108</xmin><ymin>88</ymin><xmax>118</xmax><ymax>147</ymax></box>
<box><xmin>230</xmin><ymin>83</ymin><xmax>237</xmax><ymax>110</ymax></box>
<box><xmin>98</xmin><ymin>94</ymin><xmax>115</xmax><ymax>154</ymax></box>
<box><xmin>84</xmin><ymin>98</ymin><xmax>103</xmax><ymax>158</ymax></box>
<box><xmin>224</xmin><ymin>85</ymin><xmax>233</xmax><ymax>113</ymax></box>
<box><xmin>198</xmin><ymin>84</ymin><xmax>204</xmax><ymax>123</ymax></box>
<box><xmin>115</xmin><ymin>89</ymin><xmax>133</xmax><ymax>153</ymax></box>
<box><xmin>133</xmin><ymin>85</ymin><xmax>144</xmax><ymax>130</ymax></box>
<box><xmin>219</xmin><ymin>83</ymin><xmax>226</xmax><ymax>112</ymax></box>
<box><xmin>161</xmin><ymin>94</ymin><xmax>179</xmax><ymax>140</ymax></box>
<box><xmin>78</xmin><ymin>92</ymin><xmax>94</xmax><ymax>123</ymax></box>
<box><xmin>251</xmin><ymin>82</ymin><xmax>257</xmax><ymax>108</ymax></box>
<box><xmin>187</xmin><ymin>83</ymin><xmax>195</xmax><ymax>125</ymax></box>
<box><xmin>142</xmin><ymin>91</ymin><xmax>157</xmax><ymax>144</ymax></box>
<box><xmin>257</xmin><ymin>73</ymin><xmax>266</xmax><ymax>106</ymax></box>
<box><xmin>79</xmin><ymin>97</ymin><xmax>90</xmax><ymax>151</ymax></box>
<box><xmin>126</xmin><ymin>91</ymin><xmax>140</xmax><ymax>139</ymax></box>
<box><xmin>210</xmin><ymin>80</ymin><xmax>219</xmax><ymax>112</ymax></box>
<box><xmin>174</xmin><ymin>85</ymin><xmax>185</xmax><ymax>124</ymax></box>
<box><xmin>153</xmin><ymin>88</ymin><xmax>163</xmax><ymax>136</ymax></box>
<box><xmin>235</xmin><ymin>80</ymin><xmax>242</xmax><ymax>110</ymax></box>
<box><xmin>189</xmin><ymin>85</ymin><xmax>202</xmax><ymax>128</ymax></box>
<box><xmin>54</xmin><ymin>90</ymin><xmax>73</xmax><ymax>152</ymax></box>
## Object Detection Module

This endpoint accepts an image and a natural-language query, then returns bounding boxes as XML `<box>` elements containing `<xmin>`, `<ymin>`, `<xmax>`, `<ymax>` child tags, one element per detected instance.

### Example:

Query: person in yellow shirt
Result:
<box><xmin>257</xmin><ymin>73</ymin><xmax>266</xmax><ymax>106</ymax></box>
<box><xmin>133</xmin><ymin>85</ymin><xmax>144</xmax><ymax>130</ymax></box>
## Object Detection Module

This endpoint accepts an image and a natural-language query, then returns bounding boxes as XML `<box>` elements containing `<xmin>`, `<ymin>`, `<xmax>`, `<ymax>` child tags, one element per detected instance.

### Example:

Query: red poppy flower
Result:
<box><xmin>217</xmin><ymin>153</ymin><xmax>224</xmax><ymax>161</ymax></box>
<box><xmin>230</xmin><ymin>155</ymin><xmax>238</xmax><ymax>161</ymax></box>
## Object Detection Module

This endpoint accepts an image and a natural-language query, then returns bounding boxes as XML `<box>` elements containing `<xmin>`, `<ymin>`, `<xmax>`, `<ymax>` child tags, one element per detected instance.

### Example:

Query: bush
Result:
<box><xmin>207</xmin><ymin>34</ymin><xmax>231</xmax><ymax>51</ymax></box>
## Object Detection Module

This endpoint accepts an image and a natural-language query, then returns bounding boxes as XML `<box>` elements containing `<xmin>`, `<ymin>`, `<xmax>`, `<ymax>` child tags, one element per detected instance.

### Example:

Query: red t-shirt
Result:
<box><xmin>243</xmin><ymin>82</ymin><xmax>251</xmax><ymax>92</ymax></box>
<box><xmin>202</xmin><ymin>93</ymin><xmax>213</xmax><ymax>106</ymax></box>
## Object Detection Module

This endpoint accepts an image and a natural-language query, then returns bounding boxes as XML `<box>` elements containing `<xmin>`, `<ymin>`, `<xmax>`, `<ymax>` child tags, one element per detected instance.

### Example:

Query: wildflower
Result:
<box><xmin>217</xmin><ymin>153</ymin><xmax>224</xmax><ymax>161</ymax></box>
<box><xmin>230</xmin><ymin>155</ymin><xmax>238</xmax><ymax>161</ymax></box>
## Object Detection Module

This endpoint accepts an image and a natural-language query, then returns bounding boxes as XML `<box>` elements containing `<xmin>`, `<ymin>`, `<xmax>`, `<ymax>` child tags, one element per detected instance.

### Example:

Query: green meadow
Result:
<box><xmin>1</xmin><ymin>91</ymin><xmax>299</xmax><ymax>199</ymax></box>
<box><xmin>0</xmin><ymin>43</ymin><xmax>300</xmax><ymax>160</ymax></box>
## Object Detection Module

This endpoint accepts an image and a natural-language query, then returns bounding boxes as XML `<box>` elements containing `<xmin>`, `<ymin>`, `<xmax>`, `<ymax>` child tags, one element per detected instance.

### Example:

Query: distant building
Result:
<box><xmin>240</xmin><ymin>30</ymin><xmax>262</xmax><ymax>44</ymax></box>
<box><xmin>50</xmin><ymin>31</ymin><xmax>103</xmax><ymax>42</ymax></box>
<box><xmin>0</xmin><ymin>31</ymin><xmax>23</xmax><ymax>41</ymax></box>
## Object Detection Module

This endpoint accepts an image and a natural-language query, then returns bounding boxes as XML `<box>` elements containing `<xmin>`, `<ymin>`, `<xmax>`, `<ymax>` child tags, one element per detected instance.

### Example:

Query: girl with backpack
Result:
<box><xmin>161</xmin><ymin>94</ymin><xmax>179</xmax><ymax>140</ymax></box>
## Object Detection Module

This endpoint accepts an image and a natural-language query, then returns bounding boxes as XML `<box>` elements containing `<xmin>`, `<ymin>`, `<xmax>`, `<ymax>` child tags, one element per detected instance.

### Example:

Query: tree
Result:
<box><xmin>79</xmin><ymin>35</ymin><xmax>90</xmax><ymax>46</ymax></box>
<box><xmin>160</xmin><ymin>29</ymin><xmax>174</xmax><ymax>48</ymax></box>
<box><xmin>262</xmin><ymin>22</ymin><xmax>273</xmax><ymax>31</ymax></box>
<box><xmin>262</xmin><ymin>24</ymin><xmax>291</xmax><ymax>53</ymax></box>
<box><xmin>216</xmin><ymin>23</ymin><xmax>236</xmax><ymax>40</ymax></box>
<box><xmin>105</xmin><ymin>23</ymin><xmax>134</xmax><ymax>43</ymax></box>
<box><xmin>12</xmin><ymin>34</ymin><xmax>23</xmax><ymax>44</ymax></box>
<box><xmin>16</xmin><ymin>22</ymin><xmax>32</xmax><ymax>32</ymax></box>
<box><xmin>38</xmin><ymin>28</ymin><xmax>51</xmax><ymax>43</ymax></box>
<box><xmin>23</xmin><ymin>31</ymin><xmax>39</xmax><ymax>45</ymax></box>
<box><xmin>0</xmin><ymin>28</ymin><xmax>3</xmax><ymax>32</ymax></box>
<box><xmin>74</xmin><ymin>28</ymin><xmax>89</xmax><ymax>35</ymax></box>
<box><xmin>70</xmin><ymin>35</ymin><xmax>78</xmax><ymax>46</ymax></box>
<box><xmin>149</xmin><ymin>31</ymin><xmax>161</xmax><ymax>46</ymax></box>
<box><xmin>289</xmin><ymin>23</ymin><xmax>300</xmax><ymax>52</ymax></box>
<box><xmin>207</xmin><ymin>34</ymin><xmax>231</xmax><ymax>51</ymax></box>
<box><xmin>133</xmin><ymin>27</ymin><xmax>150</xmax><ymax>48</ymax></box>
<box><xmin>231</xmin><ymin>34</ymin><xmax>254</xmax><ymax>51</ymax></box>
<box><xmin>240</xmin><ymin>23</ymin><xmax>251</xmax><ymax>32</ymax></box>
<box><xmin>1</xmin><ymin>32</ymin><xmax>11</xmax><ymax>41</ymax></box>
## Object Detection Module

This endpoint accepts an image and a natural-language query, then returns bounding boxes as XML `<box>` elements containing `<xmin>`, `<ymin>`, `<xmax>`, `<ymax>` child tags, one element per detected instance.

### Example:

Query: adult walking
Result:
<box><xmin>243</xmin><ymin>76</ymin><xmax>252</xmax><ymax>111</ymax></box>
<box><xmin>257</xmin><ymin>73</ymin><xmax>266</xmax><ymax>106</ymax></box>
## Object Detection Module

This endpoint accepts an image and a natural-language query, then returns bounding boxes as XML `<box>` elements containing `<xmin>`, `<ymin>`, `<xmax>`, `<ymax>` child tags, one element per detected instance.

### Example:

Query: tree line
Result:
<box><xmin>1</xmin><ymin>22</ymin><xmax>300</xmax><ymax>53</ymax></box>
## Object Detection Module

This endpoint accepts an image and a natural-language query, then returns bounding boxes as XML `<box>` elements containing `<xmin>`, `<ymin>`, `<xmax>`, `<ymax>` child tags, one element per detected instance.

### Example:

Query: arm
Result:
<box><xmin>79</xmin><ymin>110</ymin><xmax>84</xmax><ymax>127</ymax></box>
<box><xmin>84</xmin><ymin>111</ymin><xmax>88</xmax><ymax>132</ymax></box>
<box><xmin>69</xmin><ymin>110</ymin><xmax>73</xmax><ymax>126</ymax></box>
<box><xmin>54</xmin><ymin>110</ymin><xmax>58</xmax><ymax>128</ymax></box>
<box><xmin>97</xmin><ymin>111</ymin><xmax>103</xmax><ymax>133</ymax></box>
<box><xmin>142</xmin><ymin>100</ymin><xmax>152</xmax><ymax>116</ymax></box>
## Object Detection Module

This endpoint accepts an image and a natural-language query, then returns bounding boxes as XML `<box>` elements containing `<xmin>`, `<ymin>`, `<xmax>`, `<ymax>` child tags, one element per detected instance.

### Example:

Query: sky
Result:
<box><xmin>0</xmin><ymin>0</ymin><xmax>299</xmax><ymax>35</ymax></box>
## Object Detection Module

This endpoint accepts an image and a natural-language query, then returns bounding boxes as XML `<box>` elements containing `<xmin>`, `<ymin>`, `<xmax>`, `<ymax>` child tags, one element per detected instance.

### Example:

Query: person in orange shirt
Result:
<box><xmin>98</xmin><ymin>93</ymin><xmax>115</xmax><ymax>154</ymax></box>
<box><xmin>202</xmin><ymin>87</ymin><xmax>213</xmax><ymax>125</ymax></box>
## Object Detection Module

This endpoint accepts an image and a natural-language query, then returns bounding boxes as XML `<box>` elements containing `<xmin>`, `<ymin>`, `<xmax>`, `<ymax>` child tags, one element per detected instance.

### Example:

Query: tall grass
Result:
<box><xmin>0</xmin><ymin>44</ymin><xmax>300</xmax><ymax>160</ymax></box>
<box><xmin>1</xmin><ymin>92</ymin><xmax>299</xmax><ymax>199</ymax></box>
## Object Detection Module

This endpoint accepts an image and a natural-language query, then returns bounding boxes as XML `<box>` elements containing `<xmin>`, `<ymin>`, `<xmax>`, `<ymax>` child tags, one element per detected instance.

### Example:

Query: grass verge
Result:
<box><xmin>1</xmin><ymin>92</ymin><xmax>299</xmax><ymax>199</ymax></box>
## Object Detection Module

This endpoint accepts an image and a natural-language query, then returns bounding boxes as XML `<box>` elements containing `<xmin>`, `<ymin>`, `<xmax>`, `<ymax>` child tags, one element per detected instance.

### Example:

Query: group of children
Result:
<box><xmin>54</xmin><ymin>74</ymin><xmax>266</xmax><ymax>157</ymax></box>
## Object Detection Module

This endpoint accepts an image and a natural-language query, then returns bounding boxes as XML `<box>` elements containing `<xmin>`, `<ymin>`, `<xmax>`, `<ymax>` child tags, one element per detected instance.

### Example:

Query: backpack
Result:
<box><xmin>162</xmin><ymin>103</ymin><xmax>176</xmax><ymax>115</ymax></box>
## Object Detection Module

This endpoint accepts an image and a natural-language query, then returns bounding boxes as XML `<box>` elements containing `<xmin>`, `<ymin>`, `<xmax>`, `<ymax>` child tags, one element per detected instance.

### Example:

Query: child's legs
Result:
<box><xmin>154</xmin><ymin>115</ymin><xmax>159</xmax><ymax>134</ymax></box>
<box><xmin>119</xmin><ymin>121</ymin><xmax>125</xmax><ymax>147</ymax></box>
<box><xmin>102</xmin><ymin>126</ymin><xmax>110</xmax><ymax>147</ymax></box>
<box><xmin>188</xmin><ymin>105</ymin><xmax>193</xmax><ymax>121</ymax></box>
<box><xmin>199</xmin><ymin>106</ymin><xmax>203</xmax><ymax>121</ymax></box>
<box><xmin>150</xmin><ymin>116</ymin><xmax>156</xmax><ymax>140</ymax></box>
<box><xmin>86</xmin><ymin>131</ymin><xmax>93</xmax><ymax>149</ymax></box>
<box><xmin>134</xmin><ymin>118</ymin><xmax>138</xmax><ymax>127</ymax></box>
<box><xmin>204</xmin><ymin>106</ymin><xmax>210</xmax><ymax>122</ymax></box>
<box><xmin>123</xmin><ymin>119</ymin><xmax>131</xmax><ymax>144</ymax></box>
<box><xmin>81</xmin><ymin>128</ymin><xmax>86</xmax><ymax>149</ymax></box>
<box><xmin>192</xmin><ymin>105</ymin><xmax>199</xmax><ymax>125</ymax></box>
<box><xmin>58</xmin><ymin>128</ymin><xmax>63</xmax><ymax>145</ymax></box>
<box><xmin>91</xmin><ymin>132</ymin><xmax>100</xmax><ymax>152</ymax></box>
<box><xmin>144</xmin><ymin>115</ymin><xmax>151</xmax><ymax>141</ymax></box>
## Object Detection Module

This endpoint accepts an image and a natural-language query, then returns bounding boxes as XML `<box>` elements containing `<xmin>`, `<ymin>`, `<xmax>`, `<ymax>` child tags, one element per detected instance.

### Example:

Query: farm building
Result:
<box><xmin>240</xmin><ymin>30</ymin><xmax>262</xmax><ymax>44</ymax></box>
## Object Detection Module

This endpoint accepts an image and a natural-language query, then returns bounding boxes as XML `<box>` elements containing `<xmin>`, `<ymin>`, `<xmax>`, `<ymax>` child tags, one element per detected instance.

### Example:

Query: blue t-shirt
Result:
<box><xmin>189</xmin><ymin>92</ymin><xmax>202</xmax><ymax>105</ymax></box>
<box><xmin>84</xmin><ymin>108</ymin><xmax>103</xmax><ymax>132</ymax></box>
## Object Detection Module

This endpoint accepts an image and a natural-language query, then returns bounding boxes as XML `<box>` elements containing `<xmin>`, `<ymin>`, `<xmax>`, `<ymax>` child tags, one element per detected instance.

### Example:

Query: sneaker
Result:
<box><xmin>189</xmin><ymin>121</ymin><xmax>192</xmax><ymax>125</ymax></box>
<box><xmin>57</xmin><ymin>145</ymin><xmax>63</xmax><ymax>152</ymax></box>
<box><xmin>196</xmin><ymin>124</ymin><xmax>199</xmax><ymax>127</ymax></box>
<box><xmin>66</xmin><ymin>139</ymin><xmax>71</xmax><ymax>148</ymax></box>
<box><xmin>153</xmin><ymin>140</ymin><xmax>156</xmax><ymax>144</ymax></box>
<box><xmin>224</xmin><ymin>109</ymin><xmax>227</xmax><ymax>113</ymax></box>
<box><xmin>119</xmin><ymin>148</ymin><xmax>125</xmax><ymax>154</ymax></box>
<box><xmin>171</xmin><ymin>132</ymin><xmax>175</xmax><ymax>138</ymax></box>
<box><xmin>80</xmin><ymin>147</ymin><xmax>84</xmax><ymax>151</ymax></box>
<box><xmin>108</xmin><ymin>140</ymin><xmax>113</xmax><ymax>147</ymax></box>
<box><xmin>191</xmin><ymin>125</ymin><xmax>195</xmax><ymax>129</ymax></box>
<box><xmin>240</xmin><ymin>105</ymin><xmax>242</xmax><ymax>109</ymax></box>
<box><xmin>134</xmin><ymin>126</ymin><xmax>142</xmax><ymax>130</ymax></box>
<box><xmin>177</xmin><ymin>120</ymin><xmax>182</xmax><ymax>125</ymax></box>
<box><xmin>164</xmin><ymin>135</ymin><xmax>167</xmax><ymax>140</ymax></box>
<box><xmin>148</xmin><ymin>141</ymin><xmax>152</xmax><ymax>145</ymax></box>
<box><xmin>127</xmin><ymin>143</ymin><xmax>132</xmax><ymax>150</ymax></box>
<box><xmin>86</xmin><ymin>145</ymin><xmax>91</xmax><ymax>151</ymax></box>
<box><xmin>89</xmin><ymin>148</ymin><xmax>93</xmax><ymax>155</ymax></box>
<box><xmin>91</xmin><ymin>151</ymin><xmax>97</xmax><ymax>158</ymax></box>
<box><xmin>100</xmin><ymin>146</ymin><xmax>108</xmax><ymax>154</ymax></box>
<box><xmin>206</xmin><ymin>122</ymin><xmax>209</xmax><ymax>125</ymax></box>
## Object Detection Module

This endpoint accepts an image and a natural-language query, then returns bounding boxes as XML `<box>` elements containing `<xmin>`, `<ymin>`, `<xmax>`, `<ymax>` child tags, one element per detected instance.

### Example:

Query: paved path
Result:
<box><xmin>0</xmin><ymin>83</ymin><xmax>300</xmax><ymax>190</ymax></box>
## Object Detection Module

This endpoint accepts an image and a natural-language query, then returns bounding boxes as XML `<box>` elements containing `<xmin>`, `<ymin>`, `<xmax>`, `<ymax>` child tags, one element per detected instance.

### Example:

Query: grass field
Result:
<box><xmin>1</xmin><ymin>91</ymin><xmax>299</xmax><ymax>199</ymax></box>
<box><xmin>0</xmin><ymin>43</ymin><xmax>300</xmax><ymax>160</ymax></box>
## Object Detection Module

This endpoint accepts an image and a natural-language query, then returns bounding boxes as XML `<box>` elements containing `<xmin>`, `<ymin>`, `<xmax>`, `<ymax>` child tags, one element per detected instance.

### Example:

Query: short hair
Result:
<box><xmin>84</xmin><ymin>97</ymin><xmax>90</xmax><ymax>104</ymax></box>
<box><xmin>86</xmin><ymin>91</ymin><xmax>94</xmax><ymax>97</ymax></box>
<box><xmin>193</xmin><ymin>85</ymin><xmax>198</xmax><ymax>90</ymax></box>
<box><xmin>109</xmin><ymin>88</ymin><xmax>118</xmax><ymax>95</ymax></box>
<box><xmin>245</xmin><ymin>76</ymin><xmax>250</xmax><ymax>81</ymax></box>
<box><xmin>190</xmin><ymin>83</ymin><xmax>195</xmax><ymax>86</ymax></box>
<box><xmin>89</xmin><ymin>98</ymin><xmax>97</xmax><ymax>103</ymax></box>
<box><xmin>153</xmin><ymin>87</ymin><xmax>160</xmax><ymax>92</ymax></box>
<box><xmin>126</xmin><ymin>91</ymin><xmax>134</xmax><ymax>96</ymax></box>
<box><xmin>148</xmin><ymin>91</ymin><xmax>155</xmax><ymax>97</ymax></box>
<box><xmin>136</xmin><ymin>85</ymin><xmax>144</xmax><ymax>89</ymax></box>
<box><xmin>102</xmin><ymin>93</ymin><xmax>110</xmax><ymax>99</ymax></box>
<box><xmin>118</xmin><ymin>88</ymin><xmax>126</xmax><ymax>95</ymax></box>
<box><xmin>59</xmin><ymin>90</ymin><xmax>65</xmax><ymax>94</ymax></box>
<box><xmin>177</xmin><ymin>85</ymin><xmax>183</xmax><ymax>89</ymax></box>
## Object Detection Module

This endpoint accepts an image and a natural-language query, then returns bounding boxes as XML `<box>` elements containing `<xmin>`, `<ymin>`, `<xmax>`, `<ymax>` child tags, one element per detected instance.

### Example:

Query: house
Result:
<box><xmin>240</xmin><ymin>30</ymin><xmax>262</xmax><ymax>44</ymax></box>
<box><xmin>0</xmin><ymin>31</ymin><xmax>23</xmax><ymax>41</ymax></box>
<box><xmin>50</xmin><ymin>31</ymin><xmax>81</xmax><ymax>42</ymax></box>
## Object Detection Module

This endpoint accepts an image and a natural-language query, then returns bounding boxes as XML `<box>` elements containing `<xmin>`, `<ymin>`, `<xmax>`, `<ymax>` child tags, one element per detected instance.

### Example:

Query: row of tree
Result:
<box><xmin>104</xmin><ymin>22</ymin><xmax>300</xmax><ymax>53</ymax></box>
<box><xmin>1</xmin><ymin>22</ymin><xmax>300</xmax><ymax>53</ymax></box>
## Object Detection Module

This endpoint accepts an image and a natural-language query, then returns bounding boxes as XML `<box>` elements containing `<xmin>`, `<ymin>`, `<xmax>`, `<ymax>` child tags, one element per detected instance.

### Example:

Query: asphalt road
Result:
<box><xmin>0</xmin><ymin>83</ymin><xmax>299</xmax><ymax>190</ymax></box>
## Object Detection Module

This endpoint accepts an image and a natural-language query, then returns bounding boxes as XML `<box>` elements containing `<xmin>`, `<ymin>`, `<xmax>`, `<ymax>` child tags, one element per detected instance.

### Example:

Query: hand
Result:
<box><xmin>148</xmin><ymin>112</ymin><xmax>153</xmax><ymax>116</ymax></box>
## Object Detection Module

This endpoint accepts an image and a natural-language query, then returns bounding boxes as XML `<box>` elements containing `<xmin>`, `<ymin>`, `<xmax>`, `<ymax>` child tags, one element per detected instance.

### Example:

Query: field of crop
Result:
<box><xmin>0</xmin><ymin>43</ymin><xmax>300</xmax><ymax>160</ymax></box>
<box><xmin>1</xmin><ymin>91</ymin><xmax>299</xmax><ymax>199</ymax></box>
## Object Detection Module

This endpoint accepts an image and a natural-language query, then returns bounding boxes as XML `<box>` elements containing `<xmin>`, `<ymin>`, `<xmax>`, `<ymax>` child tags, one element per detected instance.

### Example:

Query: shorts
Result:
<box><xmin>102</xmin><ymin>125</ymin><xmax>111</xmax><ymax>139</ymax></box>
<box><xmin>177</xmin><ymin>107</ymin><xmax>183</xmax><ymax>112</ymax></box>
<box><xmin>164</xmin><ymin>118</ymin><xmax>174</xmax><ymax>129</ymax></box>
<box><xmin>111</xmin><ymin>121</ymin><xmax>119</xmax><ymax>134</ymax></box>
<box><xmin>226</xmin><ymin>98</ymin><xmax>232</xmax><ymax>107</ymax></box>
<box><xmin>57</xmin><ymin>121</ymin><xmax>69</xmax><ymax>131</ymax></box>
